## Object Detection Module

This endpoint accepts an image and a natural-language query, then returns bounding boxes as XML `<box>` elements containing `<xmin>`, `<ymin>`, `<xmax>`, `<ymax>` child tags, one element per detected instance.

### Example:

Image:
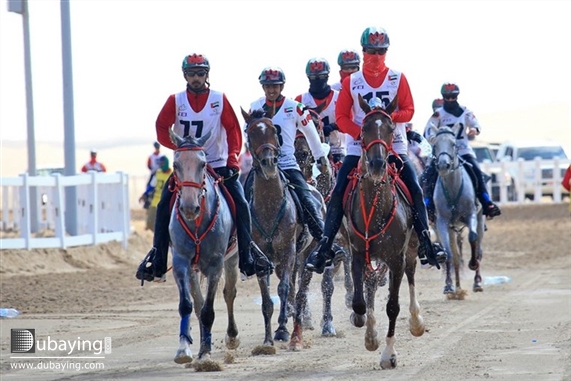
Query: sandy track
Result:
<box><xmin>1</xmin><ymin>204</ymin><xmax>570</xmax><ymax>380</ymax></box>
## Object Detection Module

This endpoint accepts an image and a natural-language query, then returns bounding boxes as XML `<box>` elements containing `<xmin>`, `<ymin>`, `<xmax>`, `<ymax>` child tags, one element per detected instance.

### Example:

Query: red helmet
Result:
<box><xmin>440</xmin><ymin>83</ymin><xmax>460</xmax><ymax>97</ymax></box>
<box><xmin>337</xmin><ymin>49</ymin><xmax>360</xmax><ymax>67</ymax></box>
<box><xmin>259</xmin><ymin>66</ymin><xmax>286</xmax><ymax>84</ymax></box>
<box><xmin>181</xmin><ymin>53</ymin><xmax>210</xmax><ymax>72</ymax></box>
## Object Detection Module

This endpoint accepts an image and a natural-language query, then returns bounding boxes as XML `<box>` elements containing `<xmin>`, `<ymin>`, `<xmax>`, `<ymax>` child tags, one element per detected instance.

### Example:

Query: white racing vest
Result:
<box><xmin>346</xmin><ymin>70</ymin><xmax>408</xmax><ymax>156</ymax></box>
<box><xmin>174</xmin><ymin>90</ymin><xmax>228</xmax><ymax>168</ymax></box>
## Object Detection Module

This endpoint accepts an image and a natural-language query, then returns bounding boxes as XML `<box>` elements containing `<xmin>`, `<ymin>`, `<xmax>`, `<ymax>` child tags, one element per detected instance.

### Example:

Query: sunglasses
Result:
<box><xmin>443</xmin><ymin>95</ymin><xmax>458</xmax><ymax>100</ymax></box>
<box><xmin>341</xmin><ymin>65</ymin><xmax>359</xmax><ymax>72</ymax></box>
<box><xmin>308</xmin><ymin>74</ymin><xmax>328</xmax><ymax>80</ymax></box>
<box><xmin>184</xmin><ymin>70</ymin><xmax>207</xmax><ymax>78</ymax></box>
<box><xmin>364</xmin><ymin>48</ymin><xmax>387</xmax><ymax>55</ymax></box>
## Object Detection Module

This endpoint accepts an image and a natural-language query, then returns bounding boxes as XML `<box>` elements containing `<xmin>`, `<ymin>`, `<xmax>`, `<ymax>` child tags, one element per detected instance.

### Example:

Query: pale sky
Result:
<box><xmin>1</xmin><ymin>0</ymin><xmax>570</xmax><ymax>145</ymax></box>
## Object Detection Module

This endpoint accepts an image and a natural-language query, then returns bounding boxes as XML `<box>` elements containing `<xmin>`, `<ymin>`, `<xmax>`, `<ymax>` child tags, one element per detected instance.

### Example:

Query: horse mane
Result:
<box><xmin>250</xmin><ymin>109</ymin><xmax>267</xmax><ymax>119</ymax></box>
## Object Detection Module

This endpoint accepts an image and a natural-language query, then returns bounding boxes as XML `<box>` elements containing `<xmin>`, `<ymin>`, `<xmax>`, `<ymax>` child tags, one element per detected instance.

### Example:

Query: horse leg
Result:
<box><xmin>198</xmin><ymin>271</ymin><xmax>222</xmax><ymax>359</ymax></box>
<box><xmin>450</xmin><ymin>231</ymin><xmax>462</xmax><ymax>291</ymax></box>
<box><xmin>364</xmin><ymin>269</ymin><xmax>380</xmax><ymax>352</ymax></box>
<box><xmin>224</xmin><ymin>256</ymin><xmax>240</xmax><ymax>350</ymax></box>
<box><xmin>321</xmin><ymin>266</ymin><xmax>336</xmax><ymax>336</ymax></box>
<box><xmin>290</xmin><ymin>266</ymin><xmax>313</xmax><ymax>351</ymax></box>
<box><xmin>473</xmin><ymin>215</ymin><xmax>485</xmax><ymax>292</ymax></box>
<box><xmin>172</xmin><ymin>255</ymin><xmax>194</xmax><ymax>364</ymax></box>
<box><xmin>257</xmin><ymin>273</ymin><xmax>274</xmax><ymax>346</ymax></box>
<box><xmin>274</xmin><ymin>265</ymin><xmax>292</xmax><ymax>342</ymax></box>
<box><xmin>437</xmin><ymin>222</ymin><xmax>454</xmax><ymax>294</ymax></box>
<box><xmin>338</xmin><ymin>225</ymin><xmax>354</xmax><ymax>309</ymax></box>
<box><xmin>380</xmin><ymin>264</ymin><xmax>404</xmax><ymax>370</ymax></box>
<box><xmin>350</xmin><ymin>252</ymin><xmax>366</xmax><ymax>328</ymax></box>
<box><xmin>405</xmin><ymin>246</ymin><xmax>425</xmax><ymax>337</ymax></box>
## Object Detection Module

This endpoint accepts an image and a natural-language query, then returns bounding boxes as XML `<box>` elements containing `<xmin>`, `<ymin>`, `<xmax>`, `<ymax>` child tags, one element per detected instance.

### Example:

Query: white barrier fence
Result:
<box><xmin>1</xmin><ymin>172</ymin><xmax>130</xmax><ymax>250</ymax></box>
<box><xmin>1</xmin><ymin>158</ymin><xmax>569</xmax><ymax>250</ymax></box>
<box><xmin>480</xmin><ymin>157</ymin><xmax>570</xmax><ymax>204</ymax></box>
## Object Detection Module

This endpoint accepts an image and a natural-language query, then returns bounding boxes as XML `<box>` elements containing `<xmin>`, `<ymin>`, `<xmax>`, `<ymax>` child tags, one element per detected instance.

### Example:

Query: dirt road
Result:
<box><xmin>1</xmin><ymin>204</ymin><xmax>570</xmax><ymax>381</ymax></box>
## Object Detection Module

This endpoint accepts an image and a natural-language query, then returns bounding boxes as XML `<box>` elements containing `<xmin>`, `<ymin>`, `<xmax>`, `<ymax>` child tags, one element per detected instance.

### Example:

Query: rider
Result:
<box><xmin>305</xmin><ymin>26</ymin><xmax>447</xmax><ymax>274</ymax></box>
<box><xmin>295</xmin><ymin>57</ymin><xmax>345</xmax><ymax>164</ymax></box>
<box><xmin>245</xmin><ymin>66</ymin><xmax>331</xmax><ymax>245</ymax></box>
<box><xmin>331</xmin><ymin>49</ymin><xmax>361</xmax><ymax>92</ymax></box>
<box><xmin>136</xmin><ymin>53</ymin><xmax>273</xmax><ymax>283</ymax></box>
<box><xmin>422</xmin><ymin>83</ymin><xmax>502</xmax><ymax>220</ymax></box>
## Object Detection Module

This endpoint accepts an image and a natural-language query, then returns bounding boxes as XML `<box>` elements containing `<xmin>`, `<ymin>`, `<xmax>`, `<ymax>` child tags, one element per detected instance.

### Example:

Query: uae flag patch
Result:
<box><xmin>388</xmin><ymin>74</ymin><xmax>398</xmax><ymax>81</ymax></box>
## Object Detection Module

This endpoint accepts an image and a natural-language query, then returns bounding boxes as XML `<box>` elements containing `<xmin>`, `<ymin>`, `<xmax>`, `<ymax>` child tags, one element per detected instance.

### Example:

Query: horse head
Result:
<box><xmin>169</xmin><ymin>128</ymin><xmax>211</xmax><ymax>221</ymax></box>
<box><xmin>241</xmin><ymin>108</ymin><xmax>280</xmax><ymax>180</ymax></box>
<box><xmin>358</xmin><ymin>94</ymin><xmax>398</xmax><ymax>182</ymax></box>
<box><xmin>428</xmin><ymin>124</ymin><xmax>460</xmax><ymax>177</ymax></box>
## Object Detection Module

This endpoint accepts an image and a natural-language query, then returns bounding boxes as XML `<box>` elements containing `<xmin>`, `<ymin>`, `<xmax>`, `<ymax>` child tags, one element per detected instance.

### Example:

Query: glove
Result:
<box><xmin>316</xmin><ymin>156</ymin><xmax>331</xmax><ymax>177</ymax></box>
<box><xmin>406</xmin><ymin>130</ymin><xmax>423</xmax><ymax>144</ymax></box>
<box><xmin>322</xmin><ymin>123</ymin><xmax>338</xmax><ymax>137</ymax></box>
<box><xmin>215</xmin><ymin>166</ymin><xmax>238</xmax><ymax>181</ymax></box>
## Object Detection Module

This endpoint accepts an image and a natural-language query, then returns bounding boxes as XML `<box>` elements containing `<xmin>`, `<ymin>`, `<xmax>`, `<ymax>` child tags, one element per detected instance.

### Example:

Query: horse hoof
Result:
<box><xmin>274</xmin><ymin>329</ymin><xmax>290</xmax><ymax>342</ymax></box>
<box><xmin>321</xmin><ymin>321</ymin><xmax>337</xmax><ymax>337</ymax></box>
<box><xmin>365</xmin><ymin>335</ymin><xmax>379</xmax><ymax>352</ymax></box>
<box><xmin>225</xmin><ymin>334</ymin><xmax>240</xmax><ymax>350</ymax></box>
<box><xmin>350</xmin><ymin>312</ymin><xmax>366</xmax><ymax>328</ymax></box>
<box><xmin>174</xmin><ymin>348</ymin><xmax>193</xmax><ymax>364</ymax></box>
<box><xmin>443</xmin><ymin>285</ymin><xmax>454</xmax><ymax>294</ymax></box>
<box><xmin>473</xmin><ymin>283</ymin><xmax>484</xmax><ymax>292</ymax></box>
<box><xmin>380</xmin><ymin>354</ymin><xmax>398</xmax><ymax>369</ymax></box>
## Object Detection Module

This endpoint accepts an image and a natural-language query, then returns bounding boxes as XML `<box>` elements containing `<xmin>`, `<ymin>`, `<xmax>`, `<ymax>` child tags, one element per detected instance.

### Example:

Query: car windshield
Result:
<box><xmin>517</xmin><ymin>147</ymin><xmax>567</xmax><ymax>160</ymax></box>
<box><xmin>473</xmin><ymin>147</ymin><xmax>494</xmax><ymax>163</ymax></box>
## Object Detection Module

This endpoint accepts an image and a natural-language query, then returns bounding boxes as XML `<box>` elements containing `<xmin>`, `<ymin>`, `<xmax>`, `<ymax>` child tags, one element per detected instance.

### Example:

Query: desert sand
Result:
<box><xmin>0</xmin><ymin>203</ymin><xmax>570</xmax><ymax>381</ymax></box>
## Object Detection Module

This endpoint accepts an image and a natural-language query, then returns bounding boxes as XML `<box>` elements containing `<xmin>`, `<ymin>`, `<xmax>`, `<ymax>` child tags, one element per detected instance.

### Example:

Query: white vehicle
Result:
<box><xmin>495</xmin><ymin>140</ymin><xmax>570</xmax><ymax>200</ymax></box>
<box><xmin>470</xmin><ymin>141</ymin><xmax>515</xmax><ymax>201</ymax></box>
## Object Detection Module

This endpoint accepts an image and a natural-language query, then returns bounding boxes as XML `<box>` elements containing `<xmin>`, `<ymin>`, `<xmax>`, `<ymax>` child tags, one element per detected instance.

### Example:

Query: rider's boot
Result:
<box><xmin>410</xmin><ymin>190</ymin><xmax>446</xmax><ymax>269</ymax></box>
<box><xmin>478</xmin><ymin>191</ymin><xmax>502</xmax><ymax>218</ymax></box>
<box><xmin>136</xmin><ymin>246</ymin><xmax>168</xmax><ymax>284</ymax></box>
<box><xmin>306</xmin><ymin>197</ymin><xmax>345</xmax><ymax>274</ymax></box>
<box><xmin>420</xmin><ymin>163</ymin><xmax>438</xmax><ymax>223</ymax></box>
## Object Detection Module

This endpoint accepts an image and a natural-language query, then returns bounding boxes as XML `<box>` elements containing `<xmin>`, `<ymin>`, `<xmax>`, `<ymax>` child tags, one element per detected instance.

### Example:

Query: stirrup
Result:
<box><xmin>136</xmin><ymin>248</ymin><xmax>156</xmax><ymax>286</ymax></box>
<box><xmin>249</xmin><ymin>242</ymin><xmax>274</xmax><ymax>277</ymax></box>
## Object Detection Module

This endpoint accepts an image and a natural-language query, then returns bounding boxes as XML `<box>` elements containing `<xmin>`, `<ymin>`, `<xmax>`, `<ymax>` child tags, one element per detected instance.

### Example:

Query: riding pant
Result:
<box><xmin>151</xmin><ymin>173</ymin><xmax>174</xmax><ymax>276</ymax></box>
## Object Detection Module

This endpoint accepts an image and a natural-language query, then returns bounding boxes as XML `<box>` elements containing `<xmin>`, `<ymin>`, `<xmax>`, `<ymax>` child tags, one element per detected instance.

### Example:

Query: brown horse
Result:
<box><xmin>241</xmin><ymin>108</ymin><xmax>312</xmax><ymax>347</ymax></box>
<box><xmin>345</xmin><ymin>95</ymin><xmax>425</xmax><ymax>369</ymax></box>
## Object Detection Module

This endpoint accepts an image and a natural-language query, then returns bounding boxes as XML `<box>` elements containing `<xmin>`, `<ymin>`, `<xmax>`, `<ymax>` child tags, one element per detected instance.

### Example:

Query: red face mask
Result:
<box><xmin>363</xmin><ymin>52</ymin><xmax>386</xmax><ymax>71</ymax></box>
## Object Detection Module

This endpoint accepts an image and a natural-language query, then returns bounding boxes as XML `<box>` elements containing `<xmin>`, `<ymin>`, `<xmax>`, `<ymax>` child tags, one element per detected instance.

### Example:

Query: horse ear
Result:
<box><xmin>357</xmin><ymin>94</ymin><xmax>371</xmax><ymax>114</ymax></box>
<box><xmin>196</xmin><ymin>130</ymin><xmax>212</xmax><ymax>147</ymax></box>
<box><xmin>240</xmin><ymin>107</ymin><xmax>251</xmax><ymax>124</ymax></box>
<box><xmin>169</xmin><ymin>128</ymin><xmax>185</xmax><ymax>147</ymax></box>
<box><xmin>384</xmin><ymin>96</ymin><xmax>398</xmax><ymax>116</ymax></box>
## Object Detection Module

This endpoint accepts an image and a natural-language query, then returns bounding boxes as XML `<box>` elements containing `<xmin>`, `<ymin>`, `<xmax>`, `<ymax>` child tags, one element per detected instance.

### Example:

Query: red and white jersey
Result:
<box><xmin>250</xmin><ymin>97</ymin><xmax>326</xmax><ymax>171</ymax></box>
<box><xmin>81</xmin><ymin>161</ymin><xmax>106</xmax><ymax>172</ymax></box>
<box><xmin>346</xmin><ymin>70</ymin><xmax>407</xmax><ymax>156</ymax></box>
<box><xmin>298</xmin><ymin>90</ymin><xmax>346</xmax><ymax>156</ymax></box>
<box><xmin>424</xmin><ymin>106</ymin><xmax>480</xmax><ymax>157</ymax></box>
<box><xmin>148</xmin><ymin>152</ymin><xmax>164</xmax><ymax>173</ymax></box>
<box><xmin>174</xmin><ymin>90</ymin><xmax>228</xmax><ymax>169</ymax></box>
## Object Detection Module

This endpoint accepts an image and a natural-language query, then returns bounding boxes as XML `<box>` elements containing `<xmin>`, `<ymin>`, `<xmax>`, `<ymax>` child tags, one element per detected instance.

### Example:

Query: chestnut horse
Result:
<box><xmin>345</xmin><ymin>95</ymin><xmax>425</xmax><ymax>369</ymax></box>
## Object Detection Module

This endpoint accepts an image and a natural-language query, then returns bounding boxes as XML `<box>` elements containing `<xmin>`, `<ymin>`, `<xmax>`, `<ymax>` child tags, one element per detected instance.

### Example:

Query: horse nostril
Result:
<box><xmin>194</xmin><ymin>206</ymin><xmax>200</xmax><ymax>215</ymax></box>
<box><xmin>272</xmin><ymin>157</ymin><xmax>278</xmax><ymax>165</ymax></box>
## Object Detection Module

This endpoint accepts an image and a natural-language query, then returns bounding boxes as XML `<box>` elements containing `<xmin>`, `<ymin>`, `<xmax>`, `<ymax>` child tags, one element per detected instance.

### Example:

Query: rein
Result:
<box><xmin>172</xmin><ymin>144</ymin><xmax>222</xmax><ymax>270</ymax></box>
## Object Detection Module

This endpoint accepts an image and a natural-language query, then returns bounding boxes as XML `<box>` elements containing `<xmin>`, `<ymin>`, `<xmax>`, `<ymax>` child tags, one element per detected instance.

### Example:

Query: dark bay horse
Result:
<box><xmin>294</xmin><ymin>105</ymin><xmax>354</xmax><ymax>312</ymax></box>
<box><xmin>426</xmin><ymin>124</ymin><xmax>485</xmax><ymax>296</ymax></box>
<box><xmin>168</xmin><ymin>129</ymin><xmax>240</xmax><ymax>364</ymax></box>
<box><xmin>241</xmin><ymin>108</ymin><xmax>310</xmax><ymax>348</ymax></box>
<box><xmin>345</xmin><ymin>95</ymin><xmax>425</xmax><ymax>369</ymax></box>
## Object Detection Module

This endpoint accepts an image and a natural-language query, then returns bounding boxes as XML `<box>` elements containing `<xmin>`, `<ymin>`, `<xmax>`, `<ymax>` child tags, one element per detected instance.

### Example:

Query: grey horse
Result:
<box><xmin>426</xmin><ymin>124</ymin><xmax>485</xmax><ymax>295</ymax></box>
